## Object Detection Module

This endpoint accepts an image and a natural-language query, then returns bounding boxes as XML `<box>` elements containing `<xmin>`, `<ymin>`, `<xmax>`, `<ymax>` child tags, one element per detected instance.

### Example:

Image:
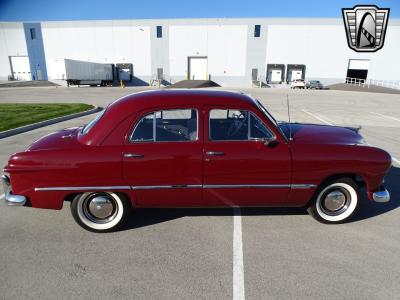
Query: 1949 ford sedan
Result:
<box><xmin>2</xmin><ymin>90</ymin><xmax>391</xmax><ymax>232</ymax></box>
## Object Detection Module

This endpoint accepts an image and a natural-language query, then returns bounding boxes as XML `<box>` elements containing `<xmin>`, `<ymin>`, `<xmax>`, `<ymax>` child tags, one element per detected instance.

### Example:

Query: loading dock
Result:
<box><xmin>266</xmin><ymin>64</ymin><xmax>285</xmax><ymax>84</ymax></box>
<box><xmin>286</xmin><ymin>64</ymin><xmax>306</xmax><ymax>83</ymax></box>
<box><xmin>188</xmin><ymin>57</ymin><xmax>208</xmax><ymax>80</ymax></box>
<box><xmin>116</xmin><ymin>63</ymin><xmax>133</xmax><ymax>81</ymax></box>
<box><xmin>9</xmin><ymin>56</ymin><xmax>31</xmax><ymax>81</ymax></box>
<box><xmin>346</xmin><ymin>59</ymin><xmax>370</xmax><ymax>81</ymax></box>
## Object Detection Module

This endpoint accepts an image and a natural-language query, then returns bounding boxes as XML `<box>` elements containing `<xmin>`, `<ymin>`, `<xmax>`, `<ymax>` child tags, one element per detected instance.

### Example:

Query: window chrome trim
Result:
<box><xmin>34</xmin><ymin>184</ymin><xmax>316</xmax><ymax>192</ymax></box>
<box><xmin>129</xmin><ymin>108</ymin><xmax>199</xmax><ymax>143</ymax></box>
<box><xmin>208</xmin><ymin>109</ymin><xmax>276</xmax><ymax>142</ymax></box>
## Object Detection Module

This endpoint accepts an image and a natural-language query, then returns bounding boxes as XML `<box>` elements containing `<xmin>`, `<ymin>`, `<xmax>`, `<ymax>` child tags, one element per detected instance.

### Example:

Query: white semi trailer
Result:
<box><xmin>47</xmin><ymin>59</ymin><xmax>113</xmax><ymax>86</ymax></box>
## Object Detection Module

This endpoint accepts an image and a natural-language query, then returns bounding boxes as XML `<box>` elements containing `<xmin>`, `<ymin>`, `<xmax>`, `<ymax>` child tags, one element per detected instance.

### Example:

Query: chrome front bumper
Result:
<box><xmin>372</xmin><ymin>186</ymin><xmax>390</xmax><ymax>203</ymax></box>
<box><xmin>1</xmin><ymin>175</ymin><xmax>27</xmax><ymax>206</ymax></box>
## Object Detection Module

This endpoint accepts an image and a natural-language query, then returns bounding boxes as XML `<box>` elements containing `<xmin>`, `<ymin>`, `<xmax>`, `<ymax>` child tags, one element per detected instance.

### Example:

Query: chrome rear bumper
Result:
<box><xmin>1</xmin><ymin>175</ymin><xmax>27</xmax><ymax>206</ymax></box>
<box><xmin>372</xmin><ymin>186</ymin><xmax>390</xmax><ymax>203</ymax></box>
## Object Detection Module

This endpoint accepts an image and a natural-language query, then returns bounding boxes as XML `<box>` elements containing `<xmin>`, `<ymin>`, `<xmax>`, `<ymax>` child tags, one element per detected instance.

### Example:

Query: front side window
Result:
<box><xmin>131</xmin><ymin>109</ymin><xmax>197</xmax><ymax>142</ymax></box>
<box><xmin>209</xmin><ymin>109</ymin><xmax>273</xmax><ymax>141</ymax></box>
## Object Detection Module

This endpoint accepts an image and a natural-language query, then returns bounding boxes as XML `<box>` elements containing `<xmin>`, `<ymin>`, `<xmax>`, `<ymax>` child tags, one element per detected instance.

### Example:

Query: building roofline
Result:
<box><xmin>1</xmin><ymin>17</ymin><xmax>399</xmax><ymax>25</ymax></box>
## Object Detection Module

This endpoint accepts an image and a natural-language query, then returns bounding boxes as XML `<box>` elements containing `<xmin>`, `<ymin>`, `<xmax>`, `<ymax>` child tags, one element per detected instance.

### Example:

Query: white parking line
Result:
<box><xmin>371</xmin><ymin>112</ymin><xmax>400</xmax><ymax>123</ymax></box>
<box><xmin>233</xmin><ymin>207</ymin><xmax>245</xmax><ymax>300</ymax></box>
<box><xmin>301</xmin><ymin>109</ymin><xmax>333</xmax><ymax>125</ymax></box>
<box><xmin>304</xmin><ymin>109</ymin><xmax>400</xmax><ymax>167</ymax></box>
<box><xmin>392</xmin><ymin>157</ymin><xmax>400</xmax><ymax>166</ymax></box>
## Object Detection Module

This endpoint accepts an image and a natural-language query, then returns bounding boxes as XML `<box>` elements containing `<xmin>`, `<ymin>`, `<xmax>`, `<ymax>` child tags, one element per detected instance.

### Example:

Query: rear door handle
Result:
<box><xmin>124</xmin><ymin>153</ymin><xmax>144</xmax><ymax>158</ymax></box>
<box><xmin>205</xmin><ymin>151</ymin><xmax>225</xmax><ymax>156</ymax></box>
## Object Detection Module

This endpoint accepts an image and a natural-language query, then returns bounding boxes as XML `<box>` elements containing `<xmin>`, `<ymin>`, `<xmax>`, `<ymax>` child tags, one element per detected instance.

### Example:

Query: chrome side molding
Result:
<box><xmin>132</xmin><ymin>185</ymin><xmax>202</xmax><ymax>190</ymax></box>
<box><xmin>203</xmin><ymin>184</ymin><xmax>291</xmax><ymax>189</ymax></box>
<box><xmin>34</xmin><ymin>183</ymin><xmax>317</xmax><ymax>192</ymax></box>
<box><xmin>290</xmin><ymin>184</ymin><xmax>317</xmax><ymax>189</ymax></box>
<box><xmin>35</xmin><ymin>186</ymin><xmax>131</xmax><ymax>191</ymax></box>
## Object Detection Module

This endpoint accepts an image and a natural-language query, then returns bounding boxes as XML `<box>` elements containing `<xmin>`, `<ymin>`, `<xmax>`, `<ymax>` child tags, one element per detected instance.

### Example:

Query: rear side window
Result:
<box><xmin>131</xmin><ymin>109</ymin><xmax>198</xmax><ymax>142</ymax></box>
<box><xmin>209</xmin><ymin>109</ymin><xmax>273</xmax><ymax>141</ymax></box>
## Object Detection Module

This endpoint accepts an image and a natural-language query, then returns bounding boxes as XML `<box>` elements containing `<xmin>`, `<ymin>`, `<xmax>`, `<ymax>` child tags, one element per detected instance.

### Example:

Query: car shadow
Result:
<box><xmin>352</xmin><ymin>165</ymin><xmax>400</xmax><ymax>222</ymax></box>
<box><xmin>121</xmin><ymin>166</ymin><xmax>399</xmax><ymax>230</ymax></box>
<box><xmin>123</xmin><ymin>206</ymin><xmax>307</xmax><ymax>230</ymax></box>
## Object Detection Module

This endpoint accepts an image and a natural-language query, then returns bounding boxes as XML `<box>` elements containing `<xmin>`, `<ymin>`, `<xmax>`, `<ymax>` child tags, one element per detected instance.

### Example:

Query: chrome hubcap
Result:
<box><xmin>82</xmin><ymin>193</ymin><xmax>118</xmax><ymax>224</ymax></box>
<box><xmin>323</xmin><ymin>190</ymin><xmax>347</xmax><ymax>212</ymax></box>
<box><xmin>88</xmin><ymin>196</ymin><xmax>114</xmax><ymax>219</ymax></box>
<box><xmin>320</xmin><ymin>189</ymin><xmax>351</xmax><ymax>216</ymax></box>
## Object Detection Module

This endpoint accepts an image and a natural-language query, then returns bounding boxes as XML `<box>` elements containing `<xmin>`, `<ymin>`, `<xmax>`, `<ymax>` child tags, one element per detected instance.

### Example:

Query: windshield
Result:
<box><xmin>81</xmin><ymin>109</ymin><xmax>105</xmax><ymax>135</ymax></box>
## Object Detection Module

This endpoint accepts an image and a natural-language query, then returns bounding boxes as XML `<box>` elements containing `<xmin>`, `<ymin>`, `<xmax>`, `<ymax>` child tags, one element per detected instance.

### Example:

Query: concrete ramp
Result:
<box><xmin>166</xmin><ymin>80</ymin><xmax>221</xmax><ymax>89</ymax></box>
<box><xmin>327</xmin><ymin>83</ymin><xmax>400</xmax><ymax>95</ymax></box>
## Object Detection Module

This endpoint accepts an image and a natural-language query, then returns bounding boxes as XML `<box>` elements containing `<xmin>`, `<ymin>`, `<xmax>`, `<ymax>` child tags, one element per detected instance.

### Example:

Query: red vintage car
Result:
<box><xmin>2</xmin><ymin>90</ymin><xmax>391</xmax><ymax>232</ymax></box>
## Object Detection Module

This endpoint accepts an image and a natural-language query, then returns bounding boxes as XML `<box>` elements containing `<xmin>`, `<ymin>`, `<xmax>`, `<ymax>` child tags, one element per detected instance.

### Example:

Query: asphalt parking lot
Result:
<box><xmin>0</xmin><ymin>86</ymin><xmax>399</xmax><ymax>299</ymax></box>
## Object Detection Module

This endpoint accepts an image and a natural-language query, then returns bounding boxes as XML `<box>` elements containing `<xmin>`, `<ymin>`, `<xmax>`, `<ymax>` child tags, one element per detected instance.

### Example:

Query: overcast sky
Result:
<box><xmin>0</xmin><ymin>0</ymin><xmax>399</xmax><ymax>21</ymax></box>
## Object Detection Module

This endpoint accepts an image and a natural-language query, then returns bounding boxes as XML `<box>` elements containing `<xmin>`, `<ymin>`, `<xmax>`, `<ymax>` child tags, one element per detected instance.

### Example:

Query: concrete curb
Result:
<box><xmin>0</xmin><ymin>106</ymin><xmax>103</xmax><ymax>139</ymax></box>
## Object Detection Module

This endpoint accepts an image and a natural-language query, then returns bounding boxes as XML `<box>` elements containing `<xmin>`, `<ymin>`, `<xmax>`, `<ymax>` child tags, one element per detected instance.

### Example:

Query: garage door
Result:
<box><xmin>269</xmin><ymin>69</ymin><xmax>282</xmax><ymax>83</ymax></box>
<box><xmin>10</xmin><ymin>56</ymin><xmax>31</xmax><ymax>81</ymax></box>
<box><xmin>290</xmin><ymin>69</ymin><xmax>302</xmax><ymax>81</ymax></box>
<box><xmin>189</xmin><ymin>57</ymin><xmax>207</xmax><ymax>80</ymax></box>
<box><xmin>347</xmin><ymin>59</ymin><xmax>370</xmax><ymax>80</ymax></box>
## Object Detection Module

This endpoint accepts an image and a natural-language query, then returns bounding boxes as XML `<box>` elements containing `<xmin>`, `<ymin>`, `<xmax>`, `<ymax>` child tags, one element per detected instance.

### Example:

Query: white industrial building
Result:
<box><xmin>0</xmin><ymin>17</ymin><xmax>399</xmax><ymax>87</ymax></box>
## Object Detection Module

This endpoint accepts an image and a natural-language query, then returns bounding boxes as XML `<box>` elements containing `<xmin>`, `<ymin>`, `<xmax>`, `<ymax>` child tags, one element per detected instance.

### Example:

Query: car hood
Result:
<box><xmin>27</xmin><ymin>127</ymin><xmax>82</xmax><ymax>151</ymax></box>
<box><xmin>281</xmin><ymin>123</ymin><xmax>364</xmax><ymax>145</ymax></box>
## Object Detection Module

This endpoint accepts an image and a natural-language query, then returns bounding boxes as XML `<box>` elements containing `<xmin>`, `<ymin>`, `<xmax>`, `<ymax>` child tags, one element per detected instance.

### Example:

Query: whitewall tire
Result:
<box><xmin>71</xmin><ymin>192</ymin><xmax>131</xmax><ymax>232</ymax></box>
<box><xmin>308</xmin><ymin>178</ymin><xmax>360</xmax><ymax>224</ymax></box>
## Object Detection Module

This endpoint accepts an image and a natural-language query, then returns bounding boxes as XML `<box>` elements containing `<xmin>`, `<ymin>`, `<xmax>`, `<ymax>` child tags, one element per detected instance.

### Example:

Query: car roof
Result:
<box><xmin>80</xmin><ymin>89</ymin><xmax>260</xmax><ymax>145</ymax></box>
<box><xmin>106</xmin><ymin>89</ymin><xmax>258</xmax><ymax>116</ymax></box>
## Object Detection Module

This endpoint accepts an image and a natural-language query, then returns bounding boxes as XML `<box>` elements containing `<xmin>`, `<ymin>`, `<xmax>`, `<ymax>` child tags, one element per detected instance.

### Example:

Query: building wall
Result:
<box><xmin>0</xmin><ymin>18</ymin><xmax>399</xmax><ymax>86</ymax></box>
<box><xmin>265</xmin><ymin>22</ymin><xmax>400</xmax><ymax>84</ymax></box>
<box><xmin>41</xmin><ymin>20</ymin><xmax>152</xmax><ymax>79</ymax></box>
<box><xmin>169</xmin><ymin>24</ymin><xmax>248</xmax><ymax>85</ymax></box>
<box><xmin>0</xmin><ymin>22</ymin><xmax>28</xmax><ymax>80</ymax></box>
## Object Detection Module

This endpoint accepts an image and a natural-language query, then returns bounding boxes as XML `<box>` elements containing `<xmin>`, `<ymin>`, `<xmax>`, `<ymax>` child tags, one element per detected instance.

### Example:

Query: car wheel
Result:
<box><xmin>307</xmin><ymin>178</ymin><xmax>360</xmax><ymax>224</ymax></box>
<box><xmin>71</xmin><ymin>192</ymin><xmax>131</xmax><ymax>232</ymax></box>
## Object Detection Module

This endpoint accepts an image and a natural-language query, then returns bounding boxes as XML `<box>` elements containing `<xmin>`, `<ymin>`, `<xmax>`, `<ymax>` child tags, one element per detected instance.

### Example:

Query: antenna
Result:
<box><xmin>286</xmin><ymin>94</ymin><xmax>293</xmax><ymax>141</ymax></box>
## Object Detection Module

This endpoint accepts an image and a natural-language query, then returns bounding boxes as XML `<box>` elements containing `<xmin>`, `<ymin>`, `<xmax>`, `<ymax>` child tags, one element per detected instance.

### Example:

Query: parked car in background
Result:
<box><xmin>306</xmin><ymin>80</ymin><xmax>324</xmax><ymax>89</ymax></box>
<box><xmin>2</xmin><ymin>90</ymin><xmax>391</xmax><ymax>232</ymax></box>
<box><xmin>290</xmin><ymin>79</ymin><xmax>306</xmax><ymax>89</ymax></box>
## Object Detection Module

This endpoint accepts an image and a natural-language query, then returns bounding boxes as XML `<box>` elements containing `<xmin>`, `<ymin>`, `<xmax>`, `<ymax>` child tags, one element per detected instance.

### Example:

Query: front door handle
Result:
<box><xmin>205</xmin><ymin>151</ymin><xmax>225</xmax><ymax>156</ymax></box>
<box><xmin>124</xmin><ymin>153</ymin><xmax>144</xmax><ymax>158</ymax></box>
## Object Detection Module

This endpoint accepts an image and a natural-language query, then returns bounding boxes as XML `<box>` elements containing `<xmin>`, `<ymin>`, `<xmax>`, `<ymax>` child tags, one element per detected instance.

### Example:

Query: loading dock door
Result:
<box><xmin>269</xmin><ymin>69</ymin><xmax>282</xmax><ymax>83</ymax></box>
<box><xmin>290</xmin><ymin>70</ymin><xmax>302</xmax><ymax>81</ymax></box>
<box><xmin>189</xmin><ymin>57</ymin><xmax>207</xmax><ymax>80</ymax></box>
<box><xmin>10</xmin><ymin>56</ymin><xmax>31</xmax><ymax>81</ymax></box>
<box><xmin>347</xmin><ymin>59</ymin><xmax>370</xmax><ymax>80</ymax></box>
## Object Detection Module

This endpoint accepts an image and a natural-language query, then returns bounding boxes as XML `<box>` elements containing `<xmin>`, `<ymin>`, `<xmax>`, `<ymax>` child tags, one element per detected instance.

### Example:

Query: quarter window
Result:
<box><xmin>131</xmin><ymin>109</ymin><xmax>197</xmax><ymax>142</ymax></box>
<box><xmin>209</xmin><ymin>109</ymin><xmax>273</xmax><ymax>141</ymax></box>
